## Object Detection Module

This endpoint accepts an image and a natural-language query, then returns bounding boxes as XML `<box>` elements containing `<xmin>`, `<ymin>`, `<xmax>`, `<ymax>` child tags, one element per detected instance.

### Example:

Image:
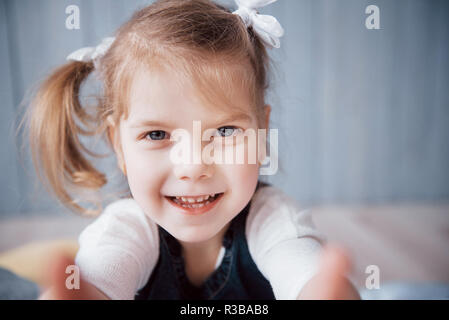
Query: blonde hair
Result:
<box><xmin>20</xmin><ymin>0</ymin><xmax>274</xmax><ymax>216</ymax></box>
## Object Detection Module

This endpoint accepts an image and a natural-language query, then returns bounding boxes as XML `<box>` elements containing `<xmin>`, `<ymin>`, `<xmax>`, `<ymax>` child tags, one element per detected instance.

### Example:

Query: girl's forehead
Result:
<box><xmin>127</xmin><ymin>65</ymin><xmax>256</xmax><ymax>121</ymax></box>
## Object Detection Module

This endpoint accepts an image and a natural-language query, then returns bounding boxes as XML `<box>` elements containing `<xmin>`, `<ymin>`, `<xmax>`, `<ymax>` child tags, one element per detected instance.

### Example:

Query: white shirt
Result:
<box><xmin>75</xmin><ymin>184</ymin><xmax>325</xmax><ymax>300</ymax></box>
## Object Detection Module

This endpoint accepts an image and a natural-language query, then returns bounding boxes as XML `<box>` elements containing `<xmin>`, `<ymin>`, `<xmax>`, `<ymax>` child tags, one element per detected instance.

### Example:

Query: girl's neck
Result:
<box><xmin>179</xmin><ymin>221</ymin><xmax>230</xmax><ymax>256</ymax></box>
<box><xmin>178</xmin><ymin>221</ymin><xmax>231</xmax><ymax>287</ymax></box>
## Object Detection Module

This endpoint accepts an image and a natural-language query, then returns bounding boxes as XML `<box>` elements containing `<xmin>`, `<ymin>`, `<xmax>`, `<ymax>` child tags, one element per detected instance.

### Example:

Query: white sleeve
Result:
<box><xmin>245</xmin><ymin>185</ymin><xmax>326</xmax><ymax>300</ymax></box>
<box><xmin>74</xmin><ymin>198</ymin><xmax>159</xmax><ymax>300</ymax></box>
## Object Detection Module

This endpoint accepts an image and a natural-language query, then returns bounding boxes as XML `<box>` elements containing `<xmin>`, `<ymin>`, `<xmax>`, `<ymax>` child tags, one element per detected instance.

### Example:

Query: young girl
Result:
<box><xmin>29</xmin><ymin>0</ymin><xmax>359</xmax><ymax>300</ymax></box>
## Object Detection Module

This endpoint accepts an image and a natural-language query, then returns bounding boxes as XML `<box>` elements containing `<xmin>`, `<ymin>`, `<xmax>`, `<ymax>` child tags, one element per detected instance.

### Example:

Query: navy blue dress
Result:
<box><xmin>135</xmin><ymin>181</ymin><xmax>275</xmax><ymax>300</ymax></box>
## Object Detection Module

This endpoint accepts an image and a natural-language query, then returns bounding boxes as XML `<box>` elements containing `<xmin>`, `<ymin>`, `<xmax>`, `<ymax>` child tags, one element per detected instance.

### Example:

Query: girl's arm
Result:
<box><xmin>73</xmin><ymin>198</ymin><xmax>159</xmax><ymax>300</ymax></box>
<box><xmin>246</xmin><ymin>185</ymin><xmax>360</xmax><ymax>300</ymax></box>
<box><xmin>41</xmin><ymin>198</ymin><xmax>159</xmax><ymax>300</ymax></box>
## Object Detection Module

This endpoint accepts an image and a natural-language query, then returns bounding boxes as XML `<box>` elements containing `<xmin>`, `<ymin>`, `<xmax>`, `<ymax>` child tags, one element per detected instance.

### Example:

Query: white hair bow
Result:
<box><xmin>233</xmin><ymin>0</ymin><xmax>284</xmax><ymax>48</ymax></box>
<box><xmin>66</xmin><ymin>37</ymin><xmax>115</xmax><ymax>68</ymax></box>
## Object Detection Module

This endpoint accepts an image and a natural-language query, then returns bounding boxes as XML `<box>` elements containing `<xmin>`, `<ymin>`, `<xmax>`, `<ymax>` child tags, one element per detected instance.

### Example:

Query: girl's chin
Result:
<box><xmin>167</xmin><ymin>226</ymin><xmax>222</xmax><ymax>243</ymax></box>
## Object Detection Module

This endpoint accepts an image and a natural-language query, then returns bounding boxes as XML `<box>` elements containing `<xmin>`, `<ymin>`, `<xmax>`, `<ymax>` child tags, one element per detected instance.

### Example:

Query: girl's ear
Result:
<box><xmin>106</xmin><ymin>115</ymin><xmax>116</xmax><ymax>149</ymax></box>
<box><xmin>106</xmin><ymin>115</ymin><xmax>127</xmax><ymax>176</ymax></box>
<box><xmin>258</xmin><ymin>104</ymin><xmax>272</xmax><ymax>166</ymax></box>
<box><xmin>264</xmin><ymin>104</ymin><xmax>271</xmax><ymax>130</ymax></box>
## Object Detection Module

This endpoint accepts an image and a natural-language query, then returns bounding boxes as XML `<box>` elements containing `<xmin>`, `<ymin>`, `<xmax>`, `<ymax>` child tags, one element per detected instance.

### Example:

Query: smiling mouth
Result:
<box><xmin>164</xmin><ymin>192</ymin><xmax>224</xmax><ymax>215</ymax></box>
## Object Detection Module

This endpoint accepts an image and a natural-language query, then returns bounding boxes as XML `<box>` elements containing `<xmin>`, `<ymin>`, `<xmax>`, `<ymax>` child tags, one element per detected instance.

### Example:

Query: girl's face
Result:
<box><xmin>116</xmin><ymin>67</ymin><xmax>268</xmax><ymax>243</ymax></box>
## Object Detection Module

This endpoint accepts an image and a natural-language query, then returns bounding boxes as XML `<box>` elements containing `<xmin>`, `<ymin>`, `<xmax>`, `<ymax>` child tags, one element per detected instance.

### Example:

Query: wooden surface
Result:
<box><xmin>311</xmin><ymin>203</ymin><xmax>449</xmax><ymax>288</ymax></box>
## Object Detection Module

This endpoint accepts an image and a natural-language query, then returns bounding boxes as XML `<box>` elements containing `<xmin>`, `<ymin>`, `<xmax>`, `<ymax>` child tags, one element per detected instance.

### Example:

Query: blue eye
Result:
<box><xmin>216</xmin><ymin>126</ymin><xmax>241</xmax><ymax>137</ymax></box>
<box><xmin>145</xmin><ymin>130</ymin><xmax>169</xmax><ymax>141</ymax></box>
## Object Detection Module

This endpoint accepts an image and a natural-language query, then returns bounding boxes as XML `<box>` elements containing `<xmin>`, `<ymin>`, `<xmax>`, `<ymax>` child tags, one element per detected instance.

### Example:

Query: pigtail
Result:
<box><xmin>27</xmin><ymin>60</ymin><xmax>107</xmax><ymax>216</ymax></box>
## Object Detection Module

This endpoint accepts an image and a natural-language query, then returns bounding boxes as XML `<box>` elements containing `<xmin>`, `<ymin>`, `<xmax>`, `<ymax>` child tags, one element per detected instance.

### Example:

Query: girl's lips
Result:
<box><xmin>165</xmin><ymin>192</ymin><xmax>224</xmax><ymax>215</ymax></box>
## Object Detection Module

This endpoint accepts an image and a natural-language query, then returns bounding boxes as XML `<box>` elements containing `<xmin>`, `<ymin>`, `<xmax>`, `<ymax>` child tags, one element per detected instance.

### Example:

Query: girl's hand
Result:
<box><xmin>297</xmin><ymin>244</ymin><xmax>361</xmax><ymax>300</ymax></box>
<box><xmin>38</xmin><ymin>251</ymin><xmax>110</xmax><ymax>300</ymax></box>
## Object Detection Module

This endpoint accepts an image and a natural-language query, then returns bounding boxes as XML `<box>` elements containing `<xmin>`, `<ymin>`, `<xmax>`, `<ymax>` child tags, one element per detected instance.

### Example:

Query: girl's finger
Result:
<box><xmin>42</xmin><ymin>250</ymin><xmax>93</xmax><ymax>300</ymax></box>
<box><xmin>316</xmin><ymin>244</ymin><xmax>353</xmax><ymax>299</ymax></box>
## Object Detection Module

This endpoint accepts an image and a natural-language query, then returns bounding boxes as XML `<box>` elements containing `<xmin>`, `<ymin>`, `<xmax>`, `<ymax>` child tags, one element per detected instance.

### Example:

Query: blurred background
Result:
<box><xmin>0</xmin><ymin>0</ymin><xmax>448</xmax><ymax>299</ymax></box>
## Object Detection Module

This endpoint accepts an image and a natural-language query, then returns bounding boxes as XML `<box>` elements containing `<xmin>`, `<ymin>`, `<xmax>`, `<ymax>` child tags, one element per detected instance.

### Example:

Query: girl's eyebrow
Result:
<box><xmin>128</xmin><ymin>112</ymin><xmax>252</xmax><ymax>129</ymax></box>
<box><xmin>129</xmin><ymin>119</ymin><xmax>175</xmax><ymax>129</ymax></box>
<box><xmin>214</xmin><ymin>112</ymin><xmax>253</xmax><ymax>126</ymax></box>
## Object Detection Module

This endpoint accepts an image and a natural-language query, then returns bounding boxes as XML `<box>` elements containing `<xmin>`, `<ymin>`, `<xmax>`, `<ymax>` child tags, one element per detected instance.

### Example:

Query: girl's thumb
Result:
<box><xmin>41</xmin><ymin>250</ymin><xmax>80</xmax><ymax>299</ymax></box>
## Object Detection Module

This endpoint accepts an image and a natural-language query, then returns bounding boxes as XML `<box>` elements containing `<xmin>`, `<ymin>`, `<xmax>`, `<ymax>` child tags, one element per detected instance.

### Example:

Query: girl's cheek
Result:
<box><xmin>223</xmin><ymin>161</ymin><xmax>259</xmax><ymax>200</ymax></box>
<box><xmin>123</xmin><ymin>146</ymin><xmax>169</xmax><ymax>199</ymax></box>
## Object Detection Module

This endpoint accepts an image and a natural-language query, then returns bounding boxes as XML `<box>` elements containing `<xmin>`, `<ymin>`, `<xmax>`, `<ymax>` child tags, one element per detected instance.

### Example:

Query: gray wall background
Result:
<box><xmin>1</xmin><ymin>0</ymin><xmax>448</xmax><ymax>218</ymax></box>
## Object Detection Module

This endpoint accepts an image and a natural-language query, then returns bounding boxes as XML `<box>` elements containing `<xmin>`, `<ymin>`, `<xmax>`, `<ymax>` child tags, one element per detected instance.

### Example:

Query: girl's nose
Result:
<box><xmin>173</xmin><ymin>163</ymin><xmax>214</xmax><ymax>182</ymax></box>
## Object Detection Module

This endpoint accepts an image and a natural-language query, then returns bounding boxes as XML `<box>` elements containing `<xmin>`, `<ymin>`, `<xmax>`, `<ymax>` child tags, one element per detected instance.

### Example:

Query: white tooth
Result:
<box><xmin>205</xmin><ymin>200</ymin><xmax>210</xmax><ymax>205</ymax></box>
<box><xmin>204</xmin><ymin>195</ymin><xmax>210</xmax><ymax>200</ymax></box>
<box><xmin>191</xmin><ymin>204</ymin><xmax>199</xmax><ymax>208</ymax></box>
<box><xmin>197</xmin><ymin>203</ymin><xmax>205</xmax><ymax>208</ymax></box>
<box><xmin>187</xmin><ymin>198</ymin><xmax>195</xmax><ymax>203</ymax></box>
<box><xmin>210</xmin><ymin>193</ymin><xmax>215</xmax><ymax>198</ymax></box>
<box><xmin>196</xmin><ymin>196</ymin><xmax>204</xmax><ymax>202</ymax></box>
<box><xmin>181</xmin><ymin>197</ymin><xmax>187</xmax><ymax>202</ymax></box>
